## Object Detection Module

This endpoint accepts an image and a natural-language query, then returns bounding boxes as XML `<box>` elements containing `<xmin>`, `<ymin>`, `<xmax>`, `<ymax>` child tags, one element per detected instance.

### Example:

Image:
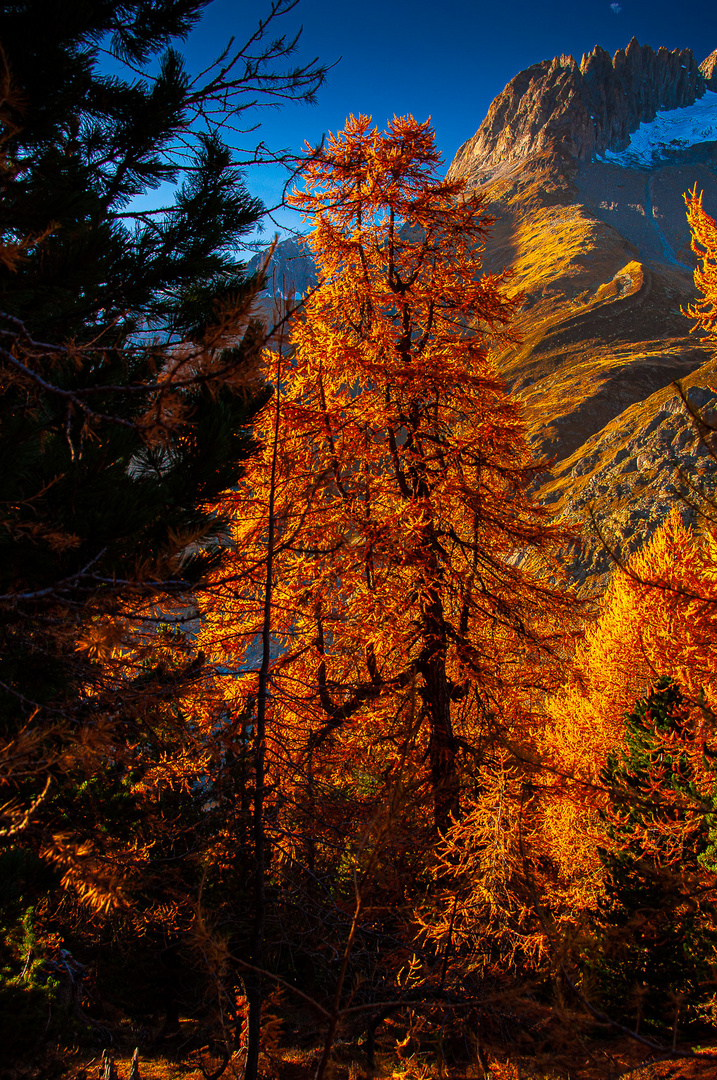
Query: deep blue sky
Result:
<box><xmin>179</xmin><ymin>0</ymin><xmax>717</xmax><ymax>234</ymax></box>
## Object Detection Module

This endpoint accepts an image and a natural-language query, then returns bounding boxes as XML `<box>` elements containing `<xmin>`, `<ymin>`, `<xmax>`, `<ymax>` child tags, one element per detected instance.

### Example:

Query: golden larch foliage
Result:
<box><xmin>541</xmin><ymin>509</ymin><xmax>717</xmax><ymax>910</ymax></box>
<box><xmin>685</xmin><ymin>186</ymin><xmax>717</xmax><ymax>338</ymax></box>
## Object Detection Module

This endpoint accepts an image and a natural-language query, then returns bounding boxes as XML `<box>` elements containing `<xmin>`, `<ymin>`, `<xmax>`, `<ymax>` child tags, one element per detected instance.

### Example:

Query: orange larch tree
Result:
<box><xmin>685</xmin><ymin>186</ymin><xmax>717</xmax><ymax>338</ymax></box>
<box><xmin>203</xmin><ymin>112</ymin><xmax>577</xmax><ymax>829</ymax></box>
<box><xmin>198</xmin><ymin>114</ymin><xmax>580</xmax><ymax>1070</ymax></box>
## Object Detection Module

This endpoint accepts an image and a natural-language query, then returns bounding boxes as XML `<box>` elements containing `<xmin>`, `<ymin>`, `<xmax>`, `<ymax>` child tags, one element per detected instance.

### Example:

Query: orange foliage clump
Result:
<box><xmin>685</xmin><ymin>186</ymin><xmax>717</xmax><ymax>337</ymax></box>
<box><xmin>541</xmin><ymin>509</ymin><xmax>717</xmax><ymax>909</ymax></box>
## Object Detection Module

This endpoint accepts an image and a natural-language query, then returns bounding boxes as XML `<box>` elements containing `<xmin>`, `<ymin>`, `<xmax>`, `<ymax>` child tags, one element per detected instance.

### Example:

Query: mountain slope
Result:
<box><xmin>447</xmin><ymin>40</ymin><xmax>717</xmax><ymax>577</ymax></box>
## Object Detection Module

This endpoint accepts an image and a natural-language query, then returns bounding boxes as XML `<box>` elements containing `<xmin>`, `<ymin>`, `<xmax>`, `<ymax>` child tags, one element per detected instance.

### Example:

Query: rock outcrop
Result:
<box><xmin>701</xmin><ymin>48</ymin><xmax>717</xmax><ymax>88</ymax></box>
<box><xmin>449</xmin><ymin>39</ymin><xmax>706</xmax><ymax>182</ymax></box>
<box><xmin>247</xmin><ymin>237</ymin><xmax>317</xmax><ymax>298</ymax></box>
<box><xmin>540</xmin><ymin>378</ymin><xmax>717</xmax><ymax>582</ymax></box>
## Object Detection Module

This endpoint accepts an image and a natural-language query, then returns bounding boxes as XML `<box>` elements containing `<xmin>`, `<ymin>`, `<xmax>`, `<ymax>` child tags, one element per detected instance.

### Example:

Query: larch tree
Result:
<box><xmin>685</xmin><ymin>187</ymin><xmax>717</xmax><ymax>338</ymax></box>
<box><xmin>205</xmin><ymin>112</ymin><xmax>577</xmax><ymax>828</ymax></box>
<box><xmin>199</xmin><ymin>114</ymin><xmax>579</xmax><ymax>1066</ymax></box>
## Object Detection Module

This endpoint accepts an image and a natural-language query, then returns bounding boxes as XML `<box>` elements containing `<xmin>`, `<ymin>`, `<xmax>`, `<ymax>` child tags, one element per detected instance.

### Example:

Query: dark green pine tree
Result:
<box><xmin>595</xmin><ymin>677</ymin><xmax>717</xmax><ymax>1035</ymax></box>
<box><xmin>0</xmin><ymin>0</ymin><xmax>325</xmax><ymax>1052</ymax></box>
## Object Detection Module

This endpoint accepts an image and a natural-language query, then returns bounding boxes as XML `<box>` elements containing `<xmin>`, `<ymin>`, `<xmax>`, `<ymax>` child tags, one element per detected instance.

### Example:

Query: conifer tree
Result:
<box><xmin>199</xmin><ymin>116</ymin><xmax>579</xmax><ymax>1070</ymax></box>
<box><xmin>0</xmin><ymin>0</ymin><xmax>324</xmax><ymax>990</ymax></box>
<box><xmin>685</xmin><ymin>187</ymin><xmax>717</xmax><ymax>341</ymax></box>
<box><xmin>204</xmin><ymin>112</ymin><xmax>577</xmax><ymax>827</ymax></box>
<box><xmin>595</xmin><ymin>678</ymin><xmax>717</xmax><ymax>1032</ymax></box>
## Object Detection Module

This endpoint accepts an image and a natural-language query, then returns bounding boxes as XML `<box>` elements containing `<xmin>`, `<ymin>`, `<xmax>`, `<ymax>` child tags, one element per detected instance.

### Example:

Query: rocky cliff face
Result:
<box><xmin>449</xmin><ymin>39</ymin><xmax>706</xmax><ymax>183</ymax></box>
<box><xmin>247</xmin><ymin>238</ymin><xmax>317</xmax><ymax>298</ymax></box>
<box><xmin>447</xmin><ymin>40</ymin><xmax>717</xmax><ymax>582</ymax></box>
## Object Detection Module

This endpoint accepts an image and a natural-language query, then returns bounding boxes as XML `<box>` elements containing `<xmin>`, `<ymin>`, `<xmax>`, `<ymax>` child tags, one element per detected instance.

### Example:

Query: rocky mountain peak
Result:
<box><xmin>702</xmin><ymin>48</ymin><xmax>717</xmax><ymax>88</ymax></box>
<box><xmin>449</xmin><ymin>39</ymin><xmax>710</xmax><ymax>183</ymax></box>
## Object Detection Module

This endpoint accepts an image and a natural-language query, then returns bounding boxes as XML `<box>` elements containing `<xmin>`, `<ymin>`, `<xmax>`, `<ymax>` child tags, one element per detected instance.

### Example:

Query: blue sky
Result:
<box><xmin>178</xmin><ymin>0</ymin><xmax>717</xmax><ymax>235</ymax></box>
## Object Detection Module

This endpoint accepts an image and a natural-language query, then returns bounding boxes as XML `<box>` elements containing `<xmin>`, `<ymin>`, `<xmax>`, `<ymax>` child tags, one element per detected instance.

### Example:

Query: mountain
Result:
<box><xmin>247</xmin><ymin>237</ymin><xmax>317</xmax><ymax>297</ymax></box>
<box><xmin>448</xmin><ymin>39</ymin><xmax>717</xmax><ymax>578</ymax></box>
<box><xmin>450</xmin><ymin>38</ymin><xmax>716</xmax><ymax>178</ymax></box>
<box><xmin>255</xmin><ymin>40</ymin><xmax>717</xmax><ymax>578</ymax></box>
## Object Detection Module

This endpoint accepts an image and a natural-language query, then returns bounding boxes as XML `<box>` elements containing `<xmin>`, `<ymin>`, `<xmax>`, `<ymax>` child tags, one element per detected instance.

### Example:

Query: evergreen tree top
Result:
<box><xmin>0</xmin><ymin>0</ymin><xmax>324</xmax><ymax>837</ymax></box>
<box><xmin>0</xmin><ymin>0</ymin><xmax>325</xmax><ymax>343</ymax></box>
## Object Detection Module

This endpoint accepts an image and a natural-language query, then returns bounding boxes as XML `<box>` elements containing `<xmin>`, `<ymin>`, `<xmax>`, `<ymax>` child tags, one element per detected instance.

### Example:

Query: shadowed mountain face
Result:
<box><xmin>447</xmin><ymin>40</ymin><xmax>717</xmax><ymax>578</ymax></box>
<box><xmin>247</xmin><ymin>238</ymin><xmax>317</xmax><ymax>298</ymax></box>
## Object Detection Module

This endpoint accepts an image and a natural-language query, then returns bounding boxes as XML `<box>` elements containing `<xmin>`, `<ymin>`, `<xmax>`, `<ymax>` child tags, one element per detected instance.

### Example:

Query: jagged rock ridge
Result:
<box><xmin>247</xmin><ymin>238</ymin><xmax>317</xmax><ymax>298</ymax></box>
<box><xmin>703</xmin><ymin>48</ymin><xmax>717</xmax><ymax>85</ymax></box>
<box><xmin>450</xmin><ymin>39</ymin><xmax>717</xmax><ymax>182</ymax></box>
<box><xmin>541</xmin><ymin>381</ymin><xmax>717</xmax><ymax>582</ymax></box>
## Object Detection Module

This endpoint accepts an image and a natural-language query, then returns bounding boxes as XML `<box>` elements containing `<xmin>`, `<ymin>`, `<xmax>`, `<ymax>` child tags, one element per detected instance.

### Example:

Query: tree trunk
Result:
<box><xmin>128</xmin><ymin>1048</ymin><xmax>141</xmax><ymax>1080</ymax></box>
<box><xmin>420</xmin><ymin>584</ymin><xmax>458</xmax><ymax>832</ymax></box>
<box><xmin>245</xmin><ymin>353</ymin><xmax>282</xmax><ymax>1080</ymax></box>
<box><xmin>99</xmin><ymin>1049</ymin><xmax>117</xmax><ymax>1080</ymax></box>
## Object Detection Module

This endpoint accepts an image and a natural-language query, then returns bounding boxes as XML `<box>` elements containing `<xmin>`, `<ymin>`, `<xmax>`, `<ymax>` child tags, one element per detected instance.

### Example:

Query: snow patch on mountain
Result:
<box><xmin>598</xmin><ymin>91</ymin><xmax>717</xmax><ymax>167</ymax></box>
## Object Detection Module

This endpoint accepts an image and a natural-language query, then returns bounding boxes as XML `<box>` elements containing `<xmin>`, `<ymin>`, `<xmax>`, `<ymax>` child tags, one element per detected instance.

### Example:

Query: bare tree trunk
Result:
<box><xmin>315</xmin><ymin>692</ymin><xmax>418</xmax><ymax>1080</ymax></box>
<box><xmin>314</xmin><ymin>889</ymin><xmax>363</xmax><ymax>1080</ymax></box>
<box><xmin>420</xmin><ymin>584</ymin><xmax>458</xmax><ymax>833</ymax></box>
<box><xmin>244</xmin><ymin>351</ymin><xmax>282</xmax><ymax>1080</ymax></box>
<box><xmin>100</xmin><ymin>1049</ymin><xmax>117</xmax><ymax>1080</ymax></box>
<box><xmin>405</xmin><ymin>413</ymin><xmax>459</xmax><ymax>833</ymax></box>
